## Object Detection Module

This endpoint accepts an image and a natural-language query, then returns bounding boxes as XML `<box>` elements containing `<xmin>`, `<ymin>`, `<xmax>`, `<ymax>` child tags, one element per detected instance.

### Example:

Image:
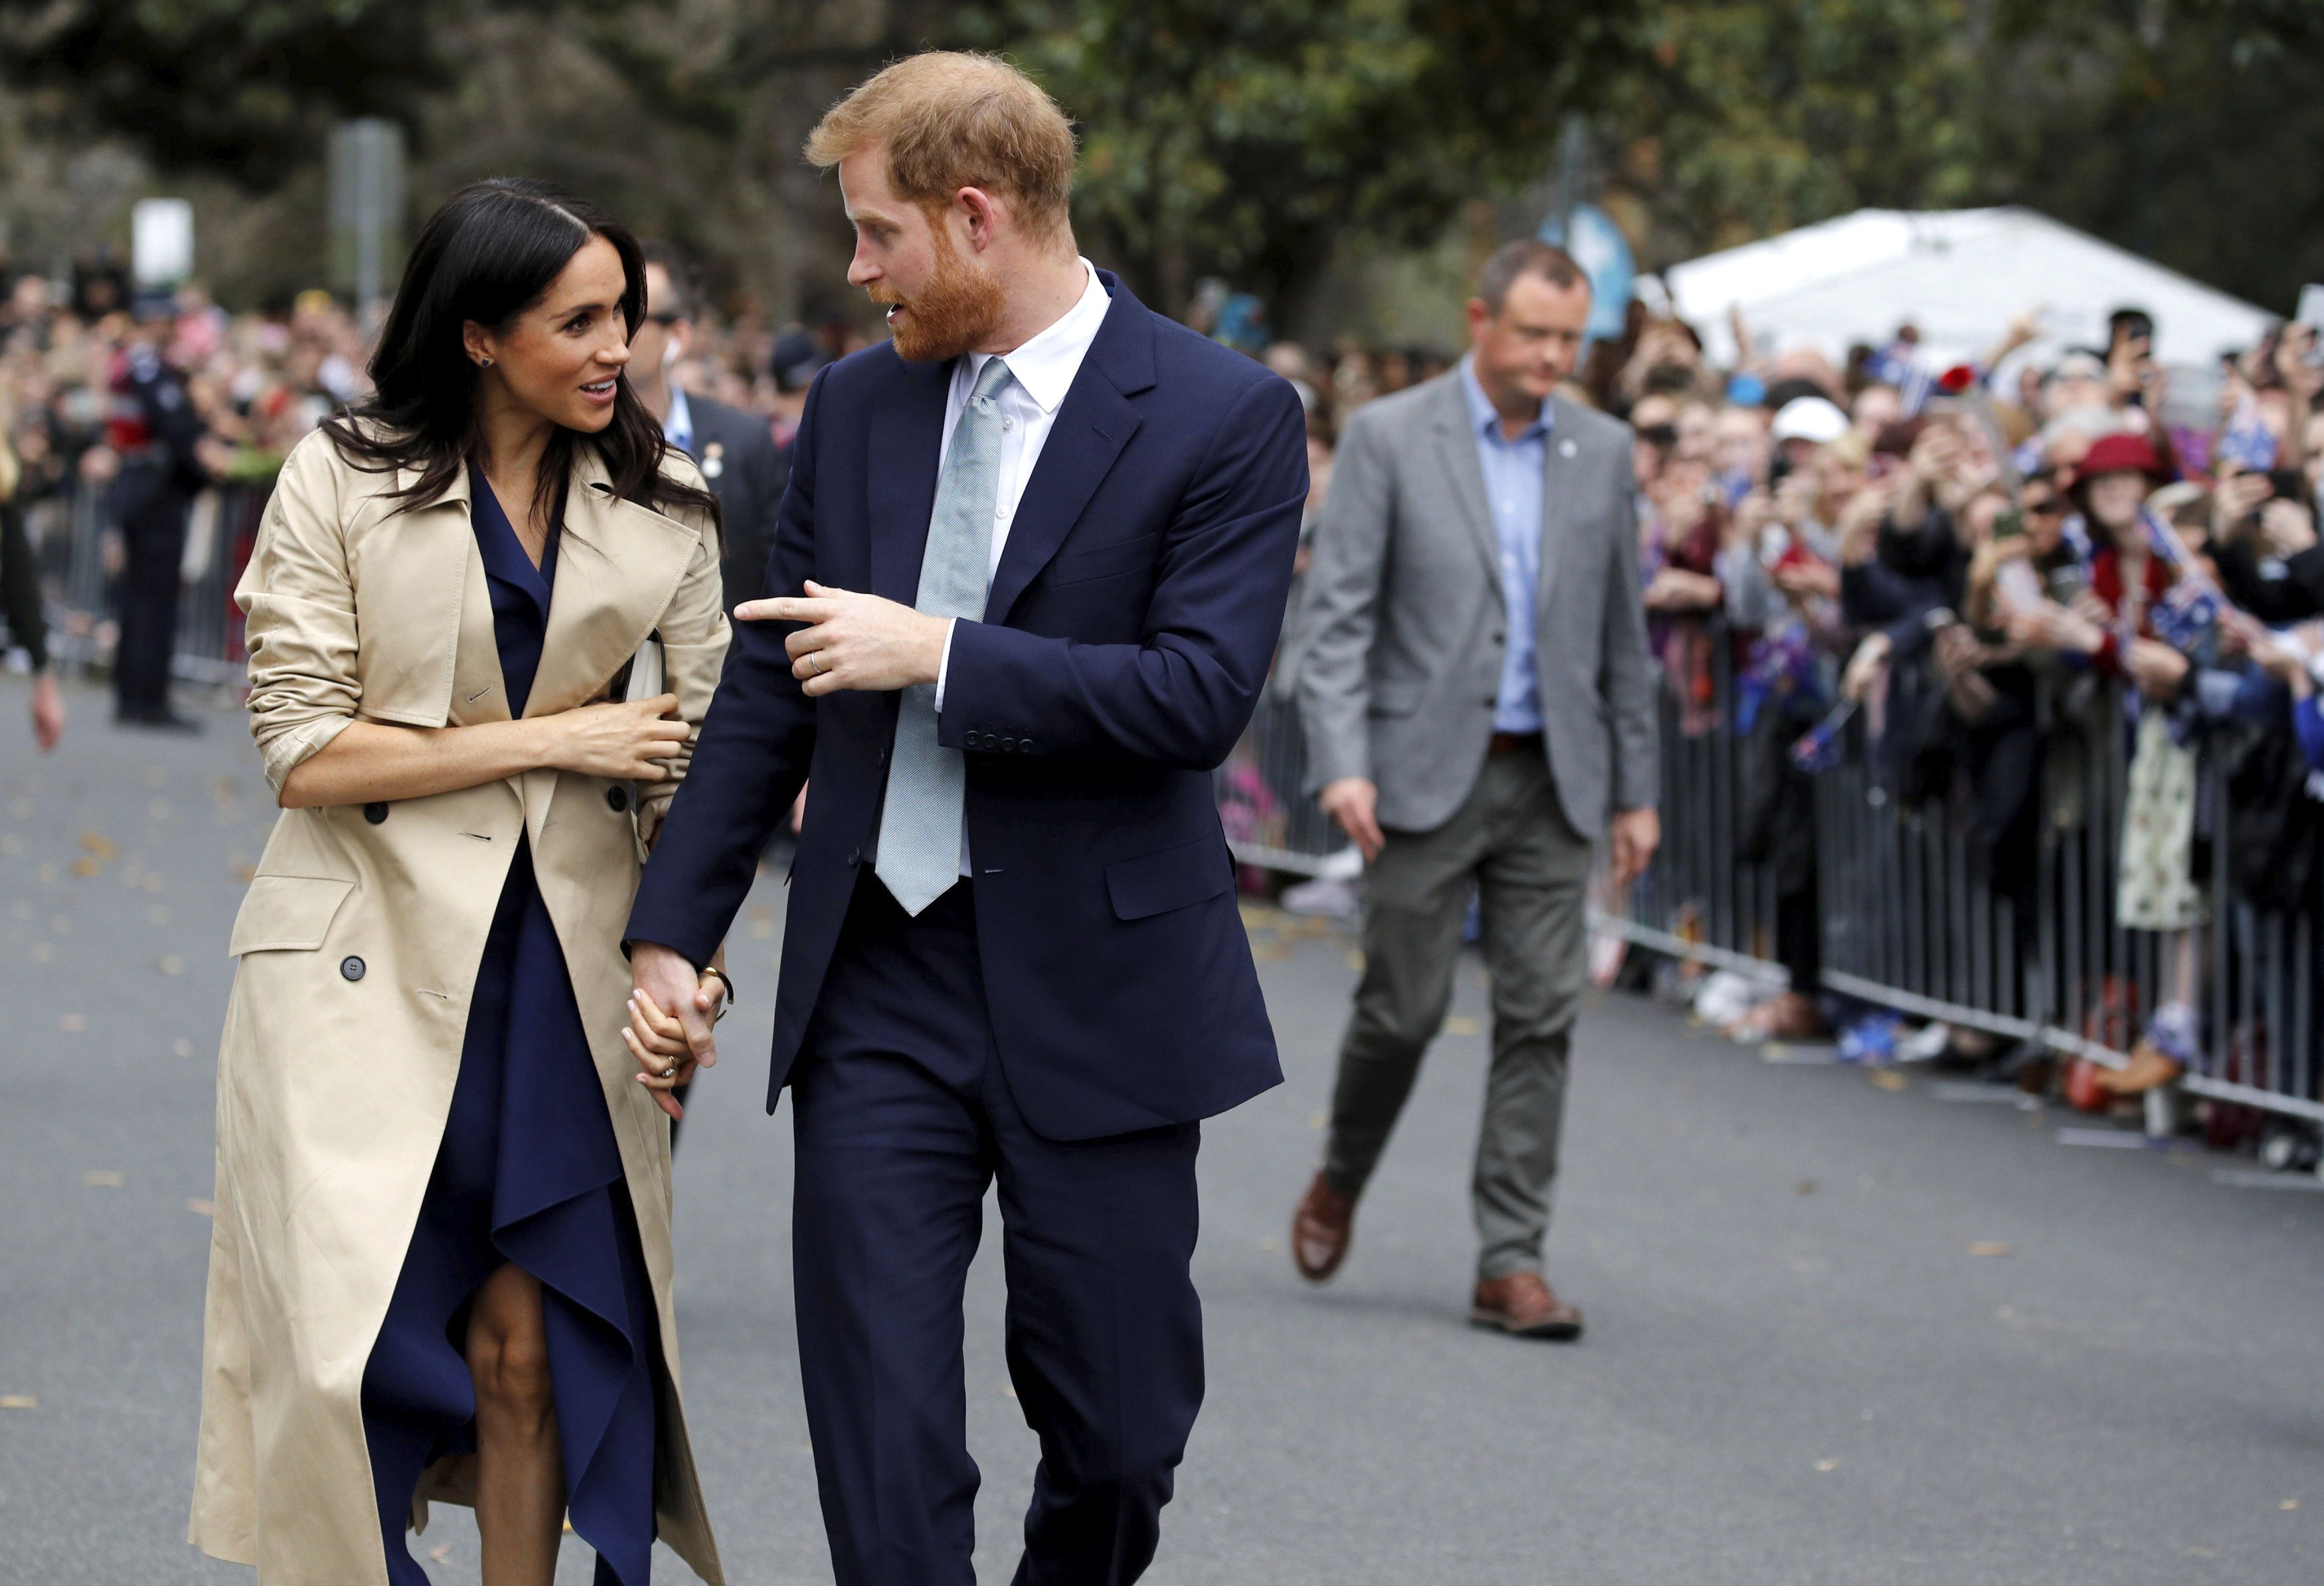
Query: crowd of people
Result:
<box><xmin>0</xmin><ymin>257</ymin><xmax>853</xmax><ymax>742</ymax></box>
<box><xmin>12</xmin><ymin>242</ymin><xmax>2324</xmax><ymax>1112</ymax></box>
<box><xmin>1261</xmin><ymin>288</ymin><xmax>2324</xmax><ymax>1110</ymax></box>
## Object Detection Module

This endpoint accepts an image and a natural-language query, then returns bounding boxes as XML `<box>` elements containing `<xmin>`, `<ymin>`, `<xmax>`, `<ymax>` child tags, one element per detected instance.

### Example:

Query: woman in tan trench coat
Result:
<box><xmin>191</xmin><ymin>180</ymin><xmax>729</xmax><ymax>1586</ymax></box>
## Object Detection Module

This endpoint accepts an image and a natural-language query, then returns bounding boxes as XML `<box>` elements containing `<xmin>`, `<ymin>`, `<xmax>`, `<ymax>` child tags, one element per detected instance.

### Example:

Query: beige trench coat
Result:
<box><xmin>189</xmin><ymin>427</ymin><xmax>730</xmax><ymax>1584</ymax></box>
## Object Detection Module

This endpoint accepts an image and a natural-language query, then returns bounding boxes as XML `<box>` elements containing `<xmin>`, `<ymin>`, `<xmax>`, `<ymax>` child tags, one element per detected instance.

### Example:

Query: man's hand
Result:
<box><xmin>626</xmin><ymin>941</ymin><xmax>718</xmax><ymax>1119</ymax></box>
<box><xmin>1319</xmin><ymin>776</ymin><xmax>1384</xmax><ymax>862</ymax></box>
<box><xmin>739</xmin><ymin>580</ymin><xmax>949</xmax><ymax>696</ymax></box>
<box><xmin>1610</xmin><ymin>806</ymin><xmax>1661</xmax><ymax>886</ymax></box>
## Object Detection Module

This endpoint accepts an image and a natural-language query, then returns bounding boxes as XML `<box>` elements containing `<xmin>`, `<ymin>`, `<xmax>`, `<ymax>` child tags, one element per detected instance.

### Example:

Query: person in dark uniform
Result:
<box><xmin>106</xmin><ymin>308</ymin><xmax>209</xmax><ymax>730</ymax></box>
<box><xmin>630</xmin><ymin>245</ymin><xmax>789</xmax><ymax>615</ymax></box>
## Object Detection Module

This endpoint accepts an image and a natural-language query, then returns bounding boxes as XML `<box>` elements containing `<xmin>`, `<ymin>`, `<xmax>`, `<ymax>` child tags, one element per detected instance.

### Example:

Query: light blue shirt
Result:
<box><xmin>1459</xmin><ymin>357</ymin><xmax>1548</xmax><ymax>734</ymax></box>
<box><xmin>663</xmin><ymin>382</ymin><xmax>694</xmax><ymax>457</ymax></box>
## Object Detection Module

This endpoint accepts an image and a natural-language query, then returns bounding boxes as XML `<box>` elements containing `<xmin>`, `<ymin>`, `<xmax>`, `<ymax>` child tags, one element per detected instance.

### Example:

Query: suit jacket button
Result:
<box><xmin>967</xmin><ymin>732</ymin><xmax>985</xmax><ymax>750</ymax></box>
<box><xmin>363</xmin><ymin>802</ymin><xmax>388</xmax><ymax>825</ymax></box>
<box><xmin>1001</xmin><ymin>736</ymin><xmax>1017</xmax><ymax>752</ymax></box>
<box><xmin>606</xmin><ymin>785</ymin><xmax>629</xmax><ymax>813</ymax></box>
<box><xmin>340</xmin><ymin>956</ymin><xmax>366</xmax><ymax>982</ymax></box>
<box><xmin>1019</xmin><ymin>738</ymin><xmax>1035</xmax><ymax>752</ymax></box>
<box><xmin>847</xmin><ymin>847</ymin><xmax>862</xmax><ymax>866</ymax></box>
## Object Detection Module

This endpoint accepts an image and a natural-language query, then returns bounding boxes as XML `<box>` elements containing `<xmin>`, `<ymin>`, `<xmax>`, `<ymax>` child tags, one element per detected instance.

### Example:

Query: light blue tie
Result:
<box><xmin>876</xmin><ymin>357</ymin><xmax>1015</xmax><ymax>915</ymax></box>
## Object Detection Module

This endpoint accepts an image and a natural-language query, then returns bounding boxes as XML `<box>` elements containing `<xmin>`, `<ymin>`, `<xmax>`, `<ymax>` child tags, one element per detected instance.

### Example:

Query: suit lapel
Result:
<box><xmin>1427</xmin><ymin>376</ymin><xmax>1503</xmax><ymax>591</ymax></box>
<box><xmin>983</xmin><ymin>278</ymin><xmax>1153</xmax><ymax>625</ymax></box>
<box><xmin>867</xmin><ymin>358</ymin><xmax>955</xmax><ymax>605</ymax></box>
<box><xmin>524</xmin><ymin>457</ymin><xmax>703</xmax><ymax>719</ymax></box>
<box><xmin>1536</xmin><ymin>395</ymin><xmax>1581</xmax><ymax>619</ymax></box>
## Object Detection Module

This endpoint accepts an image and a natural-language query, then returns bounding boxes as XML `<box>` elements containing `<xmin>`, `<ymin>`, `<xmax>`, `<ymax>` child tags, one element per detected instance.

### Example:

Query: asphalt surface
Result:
<box><xmin>4</xmin><ymin>671</ymin><xmax>2323</xmax><ymax>1585</ymax></box>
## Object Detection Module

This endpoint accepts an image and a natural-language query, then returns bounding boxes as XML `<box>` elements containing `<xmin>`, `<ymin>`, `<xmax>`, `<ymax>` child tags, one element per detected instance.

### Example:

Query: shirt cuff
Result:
<box><xmin>934</xmin><ymin>618</ymin><xmax>957</xmax><ymax>711</ymax></box>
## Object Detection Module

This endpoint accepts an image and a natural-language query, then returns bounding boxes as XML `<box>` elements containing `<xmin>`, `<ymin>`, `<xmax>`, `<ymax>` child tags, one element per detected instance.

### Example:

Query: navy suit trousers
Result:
<box><xmin>791</xmin><ymin>878</ymin><xmax>1204</xmax><ymax>1586</ymax></box>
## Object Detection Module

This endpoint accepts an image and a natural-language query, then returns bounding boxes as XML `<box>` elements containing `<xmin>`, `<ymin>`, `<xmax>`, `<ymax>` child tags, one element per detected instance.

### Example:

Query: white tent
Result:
<box><xmin>1663</xmin><ymin>207</ymin><xmax>2277</xmax><ymax>376</ymax></box>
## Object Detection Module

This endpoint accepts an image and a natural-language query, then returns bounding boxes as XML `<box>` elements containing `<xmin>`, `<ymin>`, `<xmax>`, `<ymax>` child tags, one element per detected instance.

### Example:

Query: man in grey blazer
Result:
<box><xmin>1290</xmin><ymin>240</ymin><xmax>1660</xmax><ymax>1338</ymax></box>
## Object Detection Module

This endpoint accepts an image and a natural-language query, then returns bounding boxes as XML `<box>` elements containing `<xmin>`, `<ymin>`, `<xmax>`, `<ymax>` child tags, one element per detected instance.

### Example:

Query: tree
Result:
<box><xmin>0</xmin><ymin>0</ymin><xmax>452</xmax><ymax>187</ymax></box>
<box><xmin>1600</xmin><ymin>0</ymin><xmax>1983</xmax><ymax>266</ymax></box>
<box><xmin>979</xmin><ymin>0</ymin><xmax>1638</xmax><ymax>323</ymax></box>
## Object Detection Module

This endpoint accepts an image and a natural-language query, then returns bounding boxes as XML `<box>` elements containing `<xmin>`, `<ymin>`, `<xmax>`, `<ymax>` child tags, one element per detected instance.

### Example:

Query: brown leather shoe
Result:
<box><xmin>1470</xmin><ymin>1273</ymin><xmax>1584</xmax><ymax>1340</ymax></box>
<box><xmin>1291</xmin><ymin>1171</ymin><xmax>1356</xmax><ymax>1283</ymax></box>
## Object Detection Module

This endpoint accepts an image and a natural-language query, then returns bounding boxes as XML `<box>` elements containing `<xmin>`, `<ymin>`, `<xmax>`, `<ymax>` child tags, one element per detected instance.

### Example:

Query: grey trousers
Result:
<box><xmin>1322</xmin><ymin>748</ymin><xmax>1592</xmax><ymax>1281</ymax></box>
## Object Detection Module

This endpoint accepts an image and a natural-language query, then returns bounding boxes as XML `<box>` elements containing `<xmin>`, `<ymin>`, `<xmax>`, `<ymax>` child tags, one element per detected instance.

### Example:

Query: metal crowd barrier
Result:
<box><xmin>1220</xmin><ymin>628</ymin><xmax>2324</xmax><ymax>1130</ymax></box>
<box><xmin>22</xmin><ymin>479</ymin><xmax>262</xmax><ymax>687</ymax></box>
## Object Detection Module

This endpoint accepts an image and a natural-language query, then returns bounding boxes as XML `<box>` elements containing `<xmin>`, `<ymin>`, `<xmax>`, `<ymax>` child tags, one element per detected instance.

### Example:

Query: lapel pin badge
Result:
<box><xmin>1559</xmin><ymin>437</ymin><xmax>1578</xmax><ymax>458</ymax></box>
<box><xmin>703</xmin><ymin>441</ymin><xmax>725</xmax><ymax>479</ymax></box>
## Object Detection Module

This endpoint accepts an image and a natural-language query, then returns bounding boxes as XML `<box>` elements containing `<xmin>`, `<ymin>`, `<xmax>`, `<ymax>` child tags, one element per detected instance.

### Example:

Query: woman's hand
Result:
<box><xmin>625</xmin><ymin>979</ymin><xmax>720</xmax><ymax>1121</ymax></box>
<box><xmin>539</xmin><ymin>693</ymin><xmax>685</xmax><ymax>780</ymax></box>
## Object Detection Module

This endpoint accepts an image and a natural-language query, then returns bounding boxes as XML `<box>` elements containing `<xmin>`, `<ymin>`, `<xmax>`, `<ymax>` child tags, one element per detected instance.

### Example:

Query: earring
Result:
<box><xmin>477</xmin><ymin>356</ymin><xmax>493</xmax><ymax>368</ymax></box>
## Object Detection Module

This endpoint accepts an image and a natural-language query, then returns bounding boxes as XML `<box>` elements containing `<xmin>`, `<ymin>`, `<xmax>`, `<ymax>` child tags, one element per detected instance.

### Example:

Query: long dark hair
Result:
<box><xmin>323</xmin><ymin>177</ymin><xmax>718</xmax><ymax>528</ymax></box>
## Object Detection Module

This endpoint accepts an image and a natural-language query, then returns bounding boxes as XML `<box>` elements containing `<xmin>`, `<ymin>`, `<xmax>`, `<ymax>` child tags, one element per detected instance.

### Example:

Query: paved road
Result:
<box><xmin>5</xmin><ymin>673</ymin><xmax>2323</xmax><ymax>1585</ymax></box>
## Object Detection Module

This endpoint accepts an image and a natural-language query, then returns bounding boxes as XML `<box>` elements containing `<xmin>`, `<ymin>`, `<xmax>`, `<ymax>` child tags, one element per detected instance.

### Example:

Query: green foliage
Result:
<box><xmin>973</xmin><ymin>0</ymin><xmax>1636</xmax><ymax>315</ymax></box>
<box><xmin>0</xmin><ymin>0</ymin><xmax>452</xmax><ymax>185</ymax></box>
<box><xmin>1606</xmin><ymin>0</ymin><xmax>1983</xmax><ymax>260</ymax></box>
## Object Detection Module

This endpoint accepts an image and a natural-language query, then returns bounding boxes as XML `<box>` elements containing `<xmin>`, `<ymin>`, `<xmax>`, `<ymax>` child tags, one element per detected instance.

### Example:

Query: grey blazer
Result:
<box><xmin>1295</xmin><ymin>370</ymin><xmax>1658</xmax><ymax>836</ymax></box>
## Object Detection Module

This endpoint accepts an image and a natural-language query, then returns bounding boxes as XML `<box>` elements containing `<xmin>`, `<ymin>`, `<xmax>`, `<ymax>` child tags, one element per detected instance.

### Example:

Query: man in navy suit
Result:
<box><xmin>622</xmin><ymin>53</ymin><xmax>1305</xmax><ymax>1586</ymax></box>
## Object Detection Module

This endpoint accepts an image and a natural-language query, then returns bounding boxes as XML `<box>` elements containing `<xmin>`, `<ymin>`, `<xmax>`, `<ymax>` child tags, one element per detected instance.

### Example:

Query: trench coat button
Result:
<box><xmin>606</xmin><ymin>785</ymin><xmax>629</xmax><ymax>813</ymax></box>
<box><xmin>363</xmin><ymin>801</ymin><xmax>388</xmax><ymax>825</ymax></box>
<box><xmin>339</xmin><ymin>955</ymin><xmax>367</xmax><ymax>983</ymax></box>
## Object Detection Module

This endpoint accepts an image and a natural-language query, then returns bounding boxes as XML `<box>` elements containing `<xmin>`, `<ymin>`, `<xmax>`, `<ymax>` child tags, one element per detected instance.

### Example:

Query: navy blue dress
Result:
<box><xmin>360</xmin><ymin>473</ymin><xmax>658</xmax><ymax>1585</ymax></box>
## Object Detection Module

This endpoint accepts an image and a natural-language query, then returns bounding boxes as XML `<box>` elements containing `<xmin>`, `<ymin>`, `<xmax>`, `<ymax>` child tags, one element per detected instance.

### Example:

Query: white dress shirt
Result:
<box><xmin>931</xmin><ymin>258</ymin><xmax>1111</xmax><ymax>708</ymax></box>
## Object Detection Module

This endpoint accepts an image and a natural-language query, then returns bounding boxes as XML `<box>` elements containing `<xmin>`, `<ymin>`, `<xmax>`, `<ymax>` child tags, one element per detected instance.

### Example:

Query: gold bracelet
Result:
<box><xmin>699</xmin><ymin>964</ymin><xmax>735</xmax><ymax>1022</ymax></box>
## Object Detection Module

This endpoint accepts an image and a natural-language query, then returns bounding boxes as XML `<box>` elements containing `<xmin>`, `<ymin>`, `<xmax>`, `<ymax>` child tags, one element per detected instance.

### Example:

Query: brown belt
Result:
<box><xmin>1487</xmin><ymin>731</ymin><xmax>1544</xmax><ymax>757</ymax></box>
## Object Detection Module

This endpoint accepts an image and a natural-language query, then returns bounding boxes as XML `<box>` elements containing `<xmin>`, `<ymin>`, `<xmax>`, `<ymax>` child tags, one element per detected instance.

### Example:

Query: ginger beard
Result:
<box><xmin>869</xmin><ymin>215</ymin><xmax>1006</xmax><ymax>362</ymax></box>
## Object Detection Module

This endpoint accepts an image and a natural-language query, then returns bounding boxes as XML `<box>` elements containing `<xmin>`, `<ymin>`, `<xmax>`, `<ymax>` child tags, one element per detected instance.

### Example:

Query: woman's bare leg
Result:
<box><xmin>466</xmin><ymin>1263</ymin><xmax>565</xmax><ymax>1585</ymax></box>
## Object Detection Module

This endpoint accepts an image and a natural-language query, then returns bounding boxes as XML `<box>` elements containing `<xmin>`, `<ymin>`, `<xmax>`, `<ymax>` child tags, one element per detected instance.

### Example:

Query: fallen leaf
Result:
<box><xmin>60</xmin><ymin>1012</ymin><xmax>85</xmax><ymax>1032</ymax></box>
<box><xmin>1814</xmin><ymin>1459</ymin><xmax>1837</xmax><ymax>1473</ymax></box>
<box><xmin>80</xmin><ymin>831</ymin><xmax>118</xmax><ymax>860</ymax></box>
<box><xmin>69</xmin><ymin>856</ymin><xmax>102</xmax><ymax>878</ymax></box>
<box><xmin>84</xmin><ymin>1170</ymin><xmax>124</xmax><ymax>1188</ymax></box>
<box><xmin>429</xmin><ymin>1544</ymin><xmax>453</xmax><ymax>1562</ymax></box>
<box><xmin>1968</xmin><ymin>1241</ymin><xmax>2013</xmax><ymax>1258</ymax></box>
<box><xmin>0</xmin><ymin>1395</ymin><xmax>37</xmax><ymax>1410</ymax></box>
<box><xmin>2284</xmin><ymin>1500</ymin><xmax>2299</xmax><ymax>1512</ymax></box>
<box><xmin>1868</xmin><ymin>1070</ymin><xmax>1908</xmax><ymax>1091</ymax></box>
